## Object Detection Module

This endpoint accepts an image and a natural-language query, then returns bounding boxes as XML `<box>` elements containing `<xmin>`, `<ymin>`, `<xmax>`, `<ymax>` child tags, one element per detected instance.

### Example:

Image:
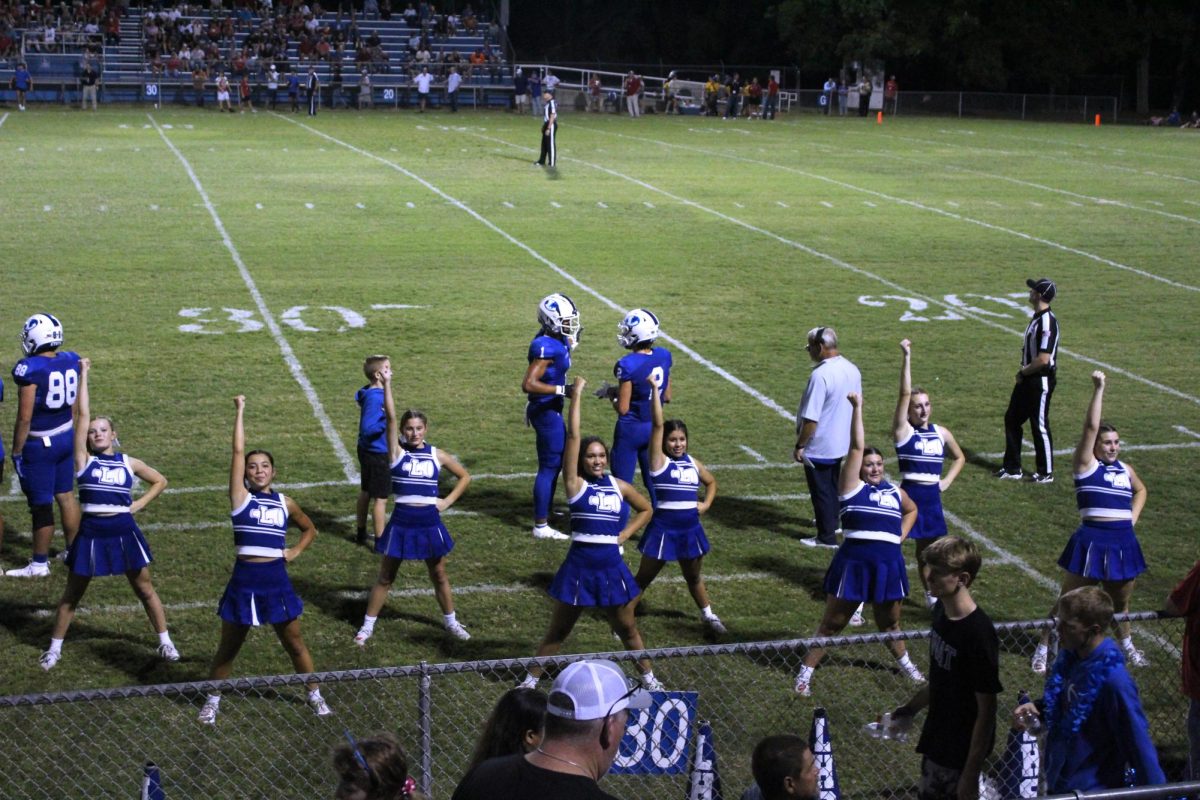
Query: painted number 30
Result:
<box><xmin>178</xmin><ymin>305</ymin><xmax>423</xmax><ymax>334</ymax></box>
<box><xmin>858</xmin><ymin>292</ymin><xmax>1031</xmax><ymax>322</ymax></box>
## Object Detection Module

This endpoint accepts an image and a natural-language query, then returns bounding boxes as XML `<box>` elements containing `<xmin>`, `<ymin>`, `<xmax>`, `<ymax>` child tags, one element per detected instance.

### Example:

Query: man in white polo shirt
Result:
<box><xmin>794</xmin><ymin>326</ymin><xmax>862</xmax><ymax>548</ymax></box>
<box><xmin>415</xmin><ymin>65</ymin><xmax>433</xmax><ymax>112</ymax></box>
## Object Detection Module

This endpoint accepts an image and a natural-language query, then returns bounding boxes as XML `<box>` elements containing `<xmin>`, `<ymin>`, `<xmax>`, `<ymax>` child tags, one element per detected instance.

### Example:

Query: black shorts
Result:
<box><xmin>358</xmin><ymin>447</ymin><xmax>391</xmax><ymax>498</ymax></box>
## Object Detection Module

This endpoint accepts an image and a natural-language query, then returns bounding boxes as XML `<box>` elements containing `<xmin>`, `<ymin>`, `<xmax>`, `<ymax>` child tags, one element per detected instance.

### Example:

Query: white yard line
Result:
<box><xmin>738</xmin><ymin>445</ymin><xmax>768</xmax><ymax>463</ymax></box>
<box><xmin>0</xmin><ymin>112</ymin><xmax>8</xmax><ymax>129</ymax></box>
<box><xmin>475</xmin><ymin>128</ymin><xmax>1200</xmax><ymax>407</ymax></box>
<box><xmin>583</xmin><ymin>127</ymin><xmax>1200</xmax><ymax>294</ymax></box>
<box><xmin>273</xmin><ymin>113</ymin><xmax>798</xmax><ymax>423</ymax></box>
<box><xmin>149</xmin><ymin>115</ymin><xmax>358</xmax><ymax>483</ymax></box>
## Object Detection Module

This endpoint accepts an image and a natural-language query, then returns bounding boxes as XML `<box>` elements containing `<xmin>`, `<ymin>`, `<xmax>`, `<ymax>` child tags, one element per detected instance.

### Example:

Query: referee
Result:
<box><xmin>535</xmin><ymin>89</ymin><xmax>557</xmax><ymax>167</ymax></box>
<box><xmin>998</xmin><ymin>277</ymin><xmax>1060</xmax><ymax>482</ymax></box>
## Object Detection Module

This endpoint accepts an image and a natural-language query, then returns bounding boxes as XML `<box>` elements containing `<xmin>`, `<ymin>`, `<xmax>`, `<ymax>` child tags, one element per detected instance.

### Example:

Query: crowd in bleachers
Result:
<box><xmin>0</xmin><ymin>0</ymin><xmax>117</xmax><ymax>62</ymax></box>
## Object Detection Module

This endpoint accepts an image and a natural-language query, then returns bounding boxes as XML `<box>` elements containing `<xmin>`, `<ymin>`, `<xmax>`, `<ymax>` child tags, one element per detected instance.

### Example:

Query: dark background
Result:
<box><xmin>501</xmin><ymin>0</ymin><xmax>1199</xmax><ymax>115</ymax></box>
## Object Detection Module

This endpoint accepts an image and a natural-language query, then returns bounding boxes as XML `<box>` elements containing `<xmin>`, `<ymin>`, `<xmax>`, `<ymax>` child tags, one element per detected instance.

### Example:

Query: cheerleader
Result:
<box><xmin>892</xmin><ymin>339</ymin><xmax>965</xmax><ymax>607</ymax></box>
<box><xmin>354</xmin><ymin>370</ymin><xmax>472</xmax><ymax>644</ymax></box>
<box><xmin>197</xmin><ymin>396</ymin><xmax>329</xmax><ymax>725</ymax></box>
<box><xmin>794</xmin><ymin>392</ymin><xmax>925</xmax><ymax>696</ymax></box>
<box><xmin>1031</xmin><ymin>371</ymin><xmax>1148</xmax><ymax>674</ymax></box>
<box><xmin>633</xmin><ymin>376</ymin><xmax>722</xmax><ymax>633</ymax></box>
<box><xmin>519</xmin><ymin>375</ymin><xmax>660</xmax><ymax>690</ymax></box>
<box><xmin>39</xmin><ymin>358</ymin><xmax>176</xmax><ymax>670</ymax></box>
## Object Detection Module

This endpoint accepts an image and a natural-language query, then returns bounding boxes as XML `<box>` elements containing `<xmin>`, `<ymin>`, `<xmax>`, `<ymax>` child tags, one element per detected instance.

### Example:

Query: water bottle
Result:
<box><xmin>1017</xmin><ymin>690</ymin><xmax>1042</xmax><ymax>735</ymax></box>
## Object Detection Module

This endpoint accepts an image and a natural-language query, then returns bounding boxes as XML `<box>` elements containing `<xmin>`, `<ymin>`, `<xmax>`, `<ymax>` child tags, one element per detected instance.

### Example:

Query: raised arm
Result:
<box><xmin>383</xmin><ymin>367</ymin><xmax>400</xmax><ymax>462</ymax></box>
<box><xmin>283</xmin><ymin>496</ymin><xmax>317</xmax><ymax>562</ymax></box>
<box><xmin>838</xmin><ymin>392</ymin><xmax>865</xmax><ymax>495</ymax></box>
<box><xmin>562</xmin><ymin>375</ymin><xmax>586</xmax><ymax>494</ymax></box>
<box><xmin>1073</xmin><ymin>371</ymin><xmax>1105</xmax><ymax>473</ymax></box>
<box><xmin>435</xmin><ymin>451</ymin><xmax>471</xmax><ymax>512</ymax></box>
<box><xmin>73</xmin><ymin>357</ymin><xmax>92</xmax><ymax>472</ymax></box>
<box><xmin>647</xmin><ymin>376</ymin><xmax>665</xmax><ymax>472</ymax></box>
<box><xmin>892</xmin><ymin>339</ymin><xmax>913</xmax><ymax>442</ymax></box>
<box><xmin>230</xmin><ymin>395</ymin><xmax>247</xmax><ymax>507</ymax></box>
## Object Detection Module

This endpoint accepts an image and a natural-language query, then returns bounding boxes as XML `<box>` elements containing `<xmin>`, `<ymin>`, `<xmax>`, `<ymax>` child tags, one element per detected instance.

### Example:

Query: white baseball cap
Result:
<box><xmin>546</xmin><ymin>660</ymin><xmax>653</xmax><ymax>721</ymax></box>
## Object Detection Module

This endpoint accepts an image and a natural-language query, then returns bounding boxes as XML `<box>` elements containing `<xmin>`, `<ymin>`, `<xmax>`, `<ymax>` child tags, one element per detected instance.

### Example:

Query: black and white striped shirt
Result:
<box><xmin>543</xmin><ymin>98</ymin><xmax>557</xmax><ymax>123</ymax></box>
<box><xmin>1021</xmin><ymin>308</ymin><xmax>1059</xmax><ymax>375</ymax></box>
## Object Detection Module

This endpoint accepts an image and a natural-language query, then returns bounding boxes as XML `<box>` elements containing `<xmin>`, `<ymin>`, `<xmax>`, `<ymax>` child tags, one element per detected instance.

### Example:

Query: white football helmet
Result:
<box><xmin>616</xmin><ymin>308</ymin><xmax>659</xmax><ymax>348</ymax></box>
<box><xmin>21</xmin><ymin>313</ymin><xmax>64</xmax><ymax>355</ymax></box>
<box><xmin>538</xmin><ymin>294</ymin><xmax>582</xmax><ymax>349</ymax></box>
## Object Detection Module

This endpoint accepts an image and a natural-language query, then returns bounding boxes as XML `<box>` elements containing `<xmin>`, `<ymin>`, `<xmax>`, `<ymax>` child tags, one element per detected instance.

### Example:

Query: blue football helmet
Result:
<box><xmin>21</xmin><ymin>313</ymin><xmax>64</xmax><ymax>355</ymax></box>
<box><xmin>616</xmin><ymin>308</ymin><xmax>659</xmax><ymax>348</ymax></box>
<box><xmin>538</xmin><ymin>294</ymin><xmax>582</xmax><ymax>349</ymax></box>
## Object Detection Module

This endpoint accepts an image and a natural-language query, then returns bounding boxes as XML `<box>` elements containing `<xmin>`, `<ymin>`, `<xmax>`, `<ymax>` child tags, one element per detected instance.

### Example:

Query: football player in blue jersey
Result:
<box><xmin>605</xmin><ymin>309</ymin><xmax>672</xmax><ymax>518</ymax></box>
<box><xmin>354</xmin><ymin>369</ymin><xmax>473</xmax><ymax>645</ymax></box>
<box><xmin>1030</xmin><ymin>371</ymin><xmax>1149</xmax><ymax>675</ymax></box>
<box><xmin>633</xmin><ymin>376</ymin><xmax>723</xmax><ymax>635</ymax></box>
<box><xmin>521</xmin><ymin>293</ymin><xmax>581</xmax><ymax>541</ymax></box>
<box><xmin>8</xmin><ymin>314</ymin><xmax>82</xmax><ymax>578</ymax></box>
<box><xmin>893</xmin><ymin>339</ymin><xmax>965</xmax><ymax>608</ymax></box>
<box><xmin>39</xmin><ymin>358</ymin><xmax>177</xmax><ymax>671</ymax></box>
<box><xmin>197</xmin><ymin>396</ymin><xmax>329</xmax><ymax>725</ymax></box>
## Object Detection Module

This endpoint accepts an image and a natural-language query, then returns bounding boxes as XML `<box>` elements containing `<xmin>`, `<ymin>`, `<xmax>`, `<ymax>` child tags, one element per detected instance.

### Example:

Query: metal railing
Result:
<box><xmin>0</xmin><ymin>613</ymin><xmax>1185</xmax><ymax>799</ymax></box>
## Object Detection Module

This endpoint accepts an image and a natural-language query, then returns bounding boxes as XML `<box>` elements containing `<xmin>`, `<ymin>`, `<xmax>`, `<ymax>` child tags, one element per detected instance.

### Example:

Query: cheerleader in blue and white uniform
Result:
<box><xmin>38</xmin><ymin>358</ymin><xmax>176</xmax><ymax>670</ymax></box>
<box><xmin>1031</xmin><ymin>370</ymin><xmax>1149</xmax><ymax>674</ymax></box>
<box><xmin>520</xmin><ymin>375</ymin><xmax>660</xmax><ymax>690</ymax></box>
<box><xmin>354</xmin><ymin>369</ymin><xmax>472</xmax><ymax>645</ymax></box>
<box><xmin>795</xmin><ymin>392</ymin><xmax>925</xmax><ymax>696</ymax></box>
<box><xmin>892</xmin><ymin>339</ymin><xmax>965</xmax><ymax>608</ymax></box>
<box><xmin>198</xmin><ymin>395</ymin><xmax>329</xmax><ymax>725</ymax></box>
<box><xmin>633</xmin><ymin>375</ymin><xmax>723</xmax><ymax>634</ymax></box>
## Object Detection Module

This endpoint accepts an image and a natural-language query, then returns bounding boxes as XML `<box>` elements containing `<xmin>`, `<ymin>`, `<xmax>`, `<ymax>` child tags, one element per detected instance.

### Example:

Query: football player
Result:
<box><xmin>520</xmin><ymin>294</ymin><xmax>581</xmax><ymax>540</ymax></box>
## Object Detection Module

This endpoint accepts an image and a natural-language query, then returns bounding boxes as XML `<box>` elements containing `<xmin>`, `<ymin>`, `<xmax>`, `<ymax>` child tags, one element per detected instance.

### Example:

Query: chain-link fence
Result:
<box><xmin>0</xmin><ymin>612</ymin><xmax>1185</xmax><ymax>799</ymax></box>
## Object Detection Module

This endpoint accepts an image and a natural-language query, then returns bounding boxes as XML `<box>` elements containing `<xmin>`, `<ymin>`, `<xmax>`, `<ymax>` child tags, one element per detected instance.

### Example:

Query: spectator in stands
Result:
<box><xmin>463</xmin><ymin>9</ymin><xmax>477</xmax><ymax>34</ymax></box>
<box><xmin>1012</xmin><ymin>586</ymin><xmax>1164</xmax><ymax>792</ymax></box>
<box><xmin>79</xmin><ymin>60</ymin><xmax>98</xmax><ymax>110</ymax></box>
<box><xmin>403</xmin><ymin>2</ymin><xmax>418</xmax><ymax>27</ymax></box>
<box><xmin>1166</xmin><ymin>560</ymin><xmax>1200</xmax><ymax>779</ymax></box>
<box><xmin>748</xmin><ymin>735</ymin><xmax>819</xmax><ymax>800</ymax></box>
<box><xmin>455</xmin><ymin>660</ymin><xmax>651</xmax><ymax>800</ymax></box>
<box><xmin>467</xmin><ymin>46</ymin><xmax>483</xmax><ymax>79</ymax></box>
<box><xmin>363</xmin><ymin>0</ymin><xmax>379</xmax><ymax>18</ymax></box>
<box><xmin>379</xmin><ymin>0</ymin><xmax>392</xmax><ymax>21</ymax></box>
<box><xmin>104</xmin><ymin>12</ymin><xmax>120</xmax><ymax>45</ymax></box>
<box><xmin>465</xmin><ymin>687</ymin><xmax>548</xmax><ymax>775</ymax></box>
<box><xmin>358</xmin><ymin>68</ymin><xmax>372</xmax><ymax>108</ymax></box>
<box><xmin>333</xmin><ymin>731</ymin><xmax>429</xmax><ymax>800</ymax></box>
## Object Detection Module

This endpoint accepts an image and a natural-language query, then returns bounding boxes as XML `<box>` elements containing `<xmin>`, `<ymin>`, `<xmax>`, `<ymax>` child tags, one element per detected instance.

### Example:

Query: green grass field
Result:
<box><xmin>0</xmin><ymin>105</ymin><xmax>1197</xmax><ymax>796</ymax></box>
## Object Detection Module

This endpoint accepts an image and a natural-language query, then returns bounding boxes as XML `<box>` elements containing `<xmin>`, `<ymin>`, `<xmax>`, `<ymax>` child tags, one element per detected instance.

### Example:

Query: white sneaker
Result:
<box><xmin>641</xmin><ymin>674</ymin><xmax>665</xmax><ymax>691</ymax></box>
<box><xmin>703</xmin><ymin>614</ymin><xmax>727</xmax><ymax>634</ymax></box>
<box><xmin>55</xmin><ymin>550</ymin><xmax>69</xmax><ymax>562</ymax></box>
<box><xmin>794</xmin><ymin>669</ymin><xmax>813</xmax><ymax>696</ymax></box>
<box><xmin>39</xmin><ymin>650</ymin><xmax>61</xmax><ymax>671</ymax></box>
<box><xmin>1031</xmin><ymin>650</ymin><xmax>1048</xmax><ymax>675</ymax></box>
<box><xmin>532</xmin><ymin>525</ymin><xmax>569</xmax><ymax>540</ymax></box>
<box><xmin>353</xmin><ymin>626</ymin><xmax>373</xmax><ymax>646</ymax></box>
<box><xmin>1124</xmin><ymin>645</ymin><xmax>1148</xmax><ymax>667</ymax></box>
<box><xmin>799</xmin><ymin>538</ymin><xmax>838</xmax><ymax>550</ymax></box>
<box><xmin>157</xmin><ymin>643</ymin><xmax>181</xmax><ymax>662</ymax></box>
<box><xmin>900</xmin><ymin>660</ymin><xmax>925</xmax><ymax>683</ymax></box>
<box><xmin>198</xmin><ymin>698</ymin><xmax>220</xmax><ymax>725</ymax></box>
<box><xmin>849</xmin><ymin>610</ymin><xmax>866</xmax><ymax>627</ymax></box>
<box><xmin>518</xmin><ymin>674</ymin><xmax>539</xmax><ymax>690</ymax></box>
<box><xmin>309</xmin><ymin>695</ymin><xmax>333</xmax><ymax>717</ymax></box>
<box><xmin>444</xmin><ymin>619</ymin><xmax>471</xmax><ymax>640</ymax></box>
<box><xmin>6</xmin><ymin>561</ymin><xmax>50</xmax><ymax>578</ymax></box>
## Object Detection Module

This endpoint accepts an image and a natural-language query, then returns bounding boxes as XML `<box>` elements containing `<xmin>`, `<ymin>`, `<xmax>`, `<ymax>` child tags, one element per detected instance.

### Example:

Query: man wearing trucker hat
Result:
<box><xmin>453</xmin><ymin>659</ymin><xmax>652</xmax><ymax>799</ymax></box>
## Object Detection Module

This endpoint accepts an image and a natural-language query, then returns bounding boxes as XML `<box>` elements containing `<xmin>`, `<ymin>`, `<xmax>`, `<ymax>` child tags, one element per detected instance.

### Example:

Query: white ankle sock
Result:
<box><xmin>158</xmin><ymin>631</ymin><xmax>173</xmax><ymax>646</ymax></box>
<box><xmin>48</xmin><ymin>638</ymin><xmax>64</xmax><ymax>655</ymax></box>
<box><xmin>361</xmin><ymin>615</ymin><xmax>377</xmax><ymax>631</ymax></box>
<box><xmin>700</xmin><ymin>605</ymin><xmax>717</xmax><ymax>619</ymax></box>
<box><xmin>897</xmin><ymin>652</ymin><xmax>913</xmax><ymax>667</ymax></box>
<box><xmin>443</xmin><ymin>612</ymin><xmax>457</xmax><ymax>625</ymax></box>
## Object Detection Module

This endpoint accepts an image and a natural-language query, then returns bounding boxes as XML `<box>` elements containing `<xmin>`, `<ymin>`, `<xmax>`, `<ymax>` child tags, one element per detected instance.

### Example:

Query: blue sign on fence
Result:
<box><xmin>610</xmin><ymin>691</ymin><xmax>698</xmax><ymax>775</ymax></box>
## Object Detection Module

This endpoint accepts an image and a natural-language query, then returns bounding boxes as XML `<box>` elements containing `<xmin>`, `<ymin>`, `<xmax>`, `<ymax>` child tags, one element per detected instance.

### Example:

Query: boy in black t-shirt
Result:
<box><xmin>892</xmin><ymin>537</ymin><xmax>1003</xmax><ymax>800</ymax></box>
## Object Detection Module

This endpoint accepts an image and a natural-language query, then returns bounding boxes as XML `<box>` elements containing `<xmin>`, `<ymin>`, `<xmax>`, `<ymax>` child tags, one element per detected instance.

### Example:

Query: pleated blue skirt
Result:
<box><xmin>548</xmin><ymin>542</ymin><xmax>640</xmax><ymax>607</ymax></box>
<box><xmin>1057</xmin><ymin>520</ymin><xmax>1146</xmax><ymax>581</ymax></box>
<box><xmin>901</xmin><ymin>481</ymin><xmax>947</xmax><ymax>541</ymax></box>
<box><xmin>217</xmin><ymin>558</ymin><xmax>304</xmax><ymax>626</ymax></box>
<box><xmin>823</xmin><ymin>539</ymin><xmax>910</xmax><ymax>603</ymax></box>
<box><xmin>65</xmin><ymin>513</ymin><xmax>152</xmax><ymax>577</ymax></box>
<box><xmin>639</xmin><ymin>513</ymin><xmax>710</xmax><ymax>561</ymax></box>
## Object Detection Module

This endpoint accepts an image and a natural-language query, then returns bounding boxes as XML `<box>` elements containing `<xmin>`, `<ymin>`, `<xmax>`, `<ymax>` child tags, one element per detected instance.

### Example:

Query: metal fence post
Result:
<box><xmin>958</xmin><ymin>91</ymin><xmax>963</xmax><ymax>117</ymax></box>
<box><xmin>1022</xmin><ymin>94</ymin><xmax>1027</xmax><ymax>120</ymax></box>
<box><xmin>418</xmin><ymin>660</ymin><xmax>433</xmax><ymax>797</ymax></box>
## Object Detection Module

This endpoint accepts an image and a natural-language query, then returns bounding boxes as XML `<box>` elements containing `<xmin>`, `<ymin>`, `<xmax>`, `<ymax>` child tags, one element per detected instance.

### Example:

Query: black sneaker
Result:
<box><xmin>994</xmin><ymin>468</ymin><xmax>1023</xmax><ymax>480</ymax></box>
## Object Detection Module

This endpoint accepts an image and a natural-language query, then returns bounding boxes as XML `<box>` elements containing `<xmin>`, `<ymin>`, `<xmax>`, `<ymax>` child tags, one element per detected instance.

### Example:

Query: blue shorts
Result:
<box><xmin>376</xmin><ymin>506</ymin><xmax>454</xmax><ymax>561</ymax></box>
<box><xmin>217</xmin><ymin>559</ymin><xmax>303</xmax><ymax>626</ymax></box>
<box><xmin>20</xmin><ymin>428</ymin><xmax>74</xmax><ymax>505</ymax></box>
<box><xmin>548</xmin><ymin>542</ymin><xmax>639</xmax><ymax>607</ymax></box>
<box><xmin>901</xmin><ymin>481</ymin><xmax>947</xmax><ymax>541</ymax></box>
<box><xmin>1057</xmin><ymin>520</ymin><xmax>1146</xmax><ymax>581</ymax></box>
<box><xmin>65</xmin><ymin>513</ymin><xmax>152</xmax><ymax>576</ymax></box>
<box><xmin>823</xmin><ymin>539</ymin><xmax>910</xmax><ymax>603</ymax></box>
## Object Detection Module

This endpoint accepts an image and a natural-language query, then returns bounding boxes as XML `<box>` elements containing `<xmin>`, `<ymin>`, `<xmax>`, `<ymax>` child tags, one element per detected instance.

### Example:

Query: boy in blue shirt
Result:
<box><xmin>355</xmin><ymin>355</ymin><xmax>391</xmax><ymax>546</ymax></box>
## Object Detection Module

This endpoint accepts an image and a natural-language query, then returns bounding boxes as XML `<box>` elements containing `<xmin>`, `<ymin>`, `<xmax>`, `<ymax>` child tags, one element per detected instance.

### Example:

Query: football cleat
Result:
<box><xmin>616</xmin><ymin>308</ymin><xmax>660</xmax><ymax>348</ymax></box>
<box><xmin>21</xmin><ymin>313</ymin><xmax>64</xmax><ymax>355</ymax></box>
<box><xmin>537</xmin><ymin>294</ymin><xmax>582</xmax><ymax>349</ymax></box>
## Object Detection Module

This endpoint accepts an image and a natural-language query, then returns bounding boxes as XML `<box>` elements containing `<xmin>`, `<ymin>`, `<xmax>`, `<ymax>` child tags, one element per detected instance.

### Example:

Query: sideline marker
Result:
<box><xmin>1095</xmin><ymin>114</ymin><xmax>1101</xmax><ymax>126</ymax></box>
<box><xmin>876</xmin><ymin>111</ymin><xmax>883</xmax><ymax>124</ymax></box>
<box><xmin>810</xmin><ymin>707</ymin><xmax>841</xmax><ymax>800</ymax></box>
